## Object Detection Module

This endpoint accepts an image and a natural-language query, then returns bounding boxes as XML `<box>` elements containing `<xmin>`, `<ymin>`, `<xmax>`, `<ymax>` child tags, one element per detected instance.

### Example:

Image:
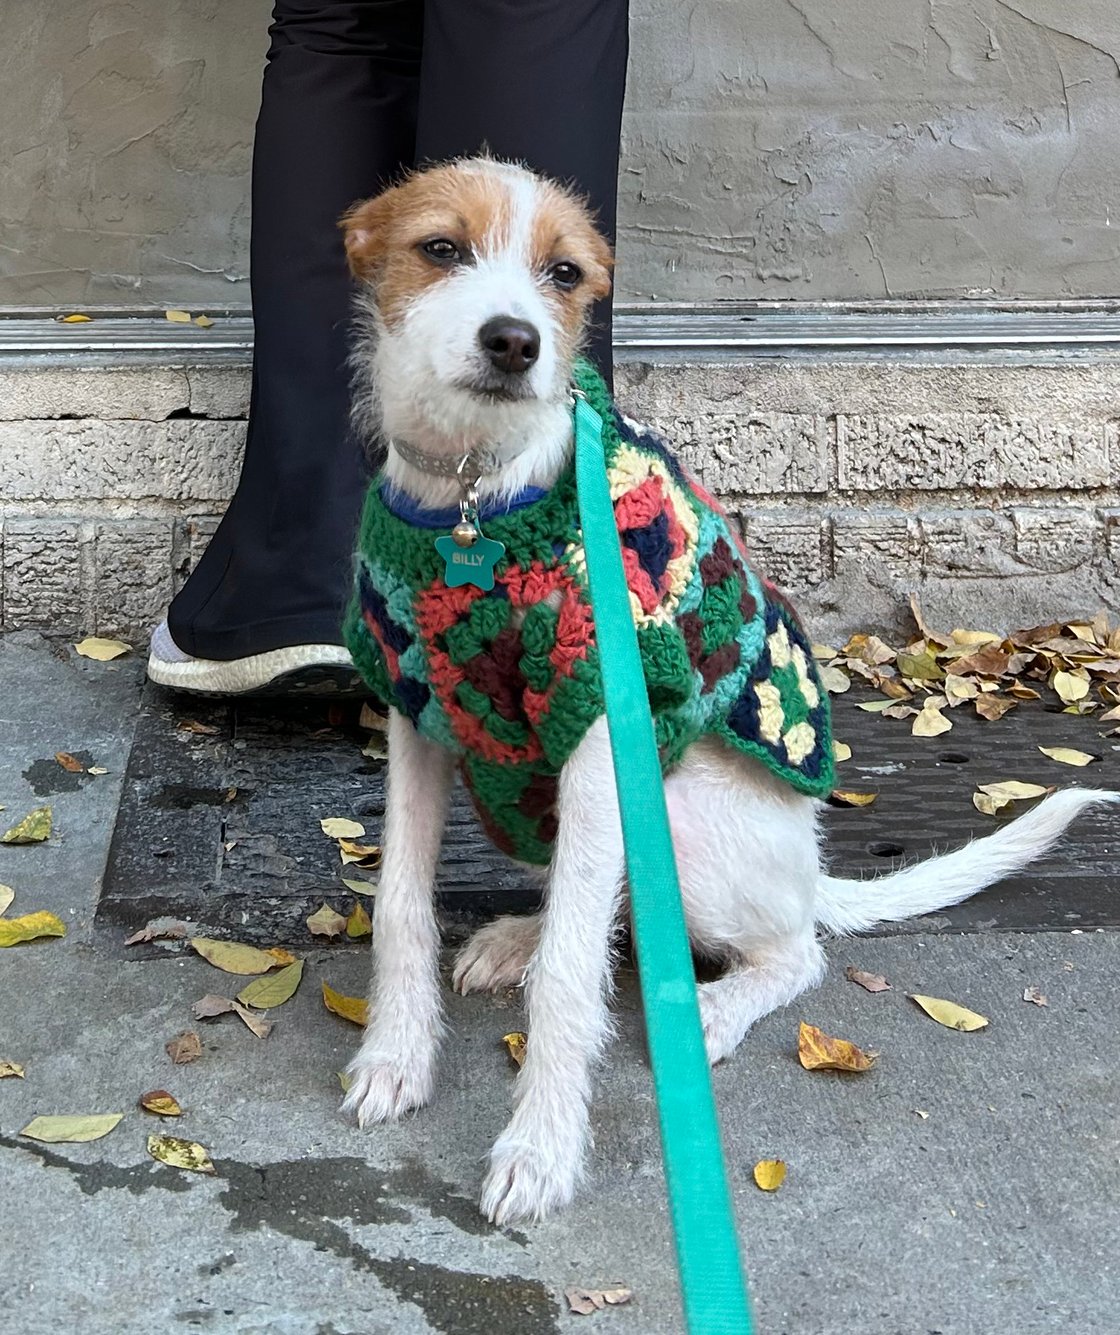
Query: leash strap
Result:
<box><xmin>573</xmin><ymin>394</ymin><xmax>755</xmax><ymax>1335</ymax></box>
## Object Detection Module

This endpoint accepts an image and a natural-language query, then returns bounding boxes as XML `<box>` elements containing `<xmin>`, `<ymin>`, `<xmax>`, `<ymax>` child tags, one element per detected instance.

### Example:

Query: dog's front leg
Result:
<box><xmin>342</xmin><ymin>710</ymin><xmax>454</xmax><ymax>1125</ymax></box>
<box><xmin>480</xmin><ymin>719</ymin><xmax>624</xmax><ymax>1223</ymax></box>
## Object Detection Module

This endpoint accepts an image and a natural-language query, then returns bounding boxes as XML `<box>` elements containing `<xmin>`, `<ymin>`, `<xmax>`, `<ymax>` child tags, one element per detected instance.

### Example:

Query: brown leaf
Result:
<box><xmin>177</xmin><ymin>719</ymin><xmax>221</xmax><ymax>736</ymax></box>
<box><xmin>841</xmin><ymin>633</ymin><xmax>895</xmax><ymax>666</ymax></box>
<box><xmin>55</xmin><ymin>751</ymin><xmax>84</xmax><ymax>773</ymax></box>
<box><xmin>797</xmin><ymin>1021</ymin><xmax>875</xmax><ymax>1072</ymax></box>
<box><xmin>191</xmin><ymin>993</ymin><xmax>272</xmax><ymax>1038</ymax></box>
<box><xmin>123</xmin><ymin>920</ymin><xmax>187</xmax><ymax>946</ymax></box>
<box><xmin>845</xmin><ymin>966</ymin><xmax>891</xmax><ymax>993</ymax></box>
<box><xmin>503</xmin><ymin>1031</ymin><xmax>528</xmax><ymax>1068</ymax></box>
<box><xmin>166</xmin><ymin>1031</ymin><xmax>203</xmax><ymax>1064</ymax></box>
<box><xmin>947</xmin><ymin>645</ymin><xmax>1011</xmax><ymax>677</ymax></box>
<box><xmin>974</xmin><ymin>693</ymin><xmax>1017</xmax><ymax>721</ymax></box>
<box><xmin>139</xmin><ymin>1089</ymin><xmax>183</xmax><ymax>1116</ymax></box>
<box><xmin>1022</xmin><ymin>986</ymin><xmax>1049</xmax><ymax>1007</ymax></box>
<box><xmin>338</xmin><ymin>839</ymin><xmax>382</xmax><ymax>868</ymax></box>
<box><xmin>307</xmin><ymin>904</ymin><xmax>348</xmax><ymax>938</ymax></box>
<box><xmin>909</xmin><ymin>593</ymin><xmax>947</xmax><ymax>646</ymax></box>
<box><xmin>565</xmin><ymin>1288</ymin><xmax>633</xmax><ymax>1316</ymax></box>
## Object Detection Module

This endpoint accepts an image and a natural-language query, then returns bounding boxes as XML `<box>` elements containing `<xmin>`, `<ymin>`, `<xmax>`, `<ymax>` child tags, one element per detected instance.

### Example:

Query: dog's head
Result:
<box><xmin>341</xmin><ymin>157</ymin><xmax>613</xmax><ymax>451</ymax></box>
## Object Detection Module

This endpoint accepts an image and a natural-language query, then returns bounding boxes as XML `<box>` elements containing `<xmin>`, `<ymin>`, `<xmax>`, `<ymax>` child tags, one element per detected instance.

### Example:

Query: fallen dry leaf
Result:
<box><xmin>322</xmin><ymin>981</ymin><xmax>368</xmax><ymax>1026</ymax></box>
<box><xmin>896</xmin><ymin>650</ymin><xmax>943</xmax><ymax>681</ymax></box>
<box><xmin>164</xmin><ymin>309</ymin><xmax>192</xmax><ymax>324</ymax></box>
<box><xmin>819</xmin><ymin>665</ymin><xmax>851</xmax><ymax>694</ymax></box>
<box><xmin>565</xmin><ymin>1288</ymin><xmax>633</xmax><ymax>1316</ymax></box>
<box><xmin>338</xmin><ymin>1070</ymin><xmax>353</xmax><ymax>1093</ymax></box>
<box><xmin>147</xmin><ymin>1133</ymin><xmax>215</xmax><ymax>1174</ymax></box>
<box><xmin>1</xmin><ymin>807</ymin><xmax>52</xmax><ymax>844</ymax></box>
<box><xmin>797</xmin><ymin>1021</ymin><xmax>876</xmax><ymax>1072</ymax></box>
<box><xmin>973</xmin><ymin>792</ymin><xmax>1011</xmax><ymax>817</ymax></box>
<box><xmin>88</xmin><ymin>766</ymin><xmax>109</xmax><ymax>776</ymax></box>
<box><xmin>123</xmin><ymin>920</ymin><xmax>187</xmax><ymax>946</ymax></box>
<box><xmin>0</xmin><ymin>885</ymin><xmax>14</xmax><ymax>915</ymax></box>
<box><xmin>975</xmin><ymin>693</ymin><xmax>1017</xmax><ymax>722</ymax></box>
<box><xmin>139</xmin><ymin>1090</ymin><xmax>182</xmax><ymax>1117</ymax></box>
<box><xmin>346</xmin><ymin>901</ymin><xmax>372</xmax><ymax>938</ymax></box>
<box><xmin>166</xmin><ymin>1031</ymin><xmax>203</xmax><ymax>1064</ymax></box>
<box><xmin>977</xmin><ymin>780</ymin><xmax>1051</xmax><ymax>802</ymax></box>
<box><xmin>307</xmin><ymin>904</ymin><xmax>347</xmax><ymax>938</ymax></box>
<box><xmin>20</xmin><ymin>1113</ymin><xmax>123</xmax><ymax>1144</ymax></box>
<box><xmin>74</xmin><ymin>637</ymin><xmax>131</xmax><ymax>661</ymax></box>
<box><xmin>359</xmin><ymin>703</ymin><xmax>388</xmax><ymax>731</ymax></box>
<box><xmin>502</xmin><ymin>1031</ymin><xmax>528</xmax><ymax>1068</ymax></box>
<box><xmin>191</xmin><ymin>994</ymin><xmax>272</xmax><ymax>1038</ymax></box>
<box><xmin>236</xmin><ymin>960</ymin><xmax>304</xmax><ymax>1009</ymax></box>
<box><xmin>0</xmin><ymin>910</ymin><xmax>66</xmax><ymax>947</ymax></box>
<box><xmin>830</xmin><ymin>790</ymin><xmax>878</xmax><ymax>808</ymax></box>
<box><xmin>265</xmin><ymin>946</ymin><xmax>298</xmax><ymax>966</ymax></box>
<box><xmin>193</xmin><ymin>314</ymin><xmax>215</xmax><ymax>328</ymax></box>
<box><xmin>177</xmin><ymin>719</ymin><xmax>220</xmax><ymax>736</ymax></box>
<box><xmin>57</xmin><ymin>312</ymin><xmax>93</xmax><ymax>323</ymax></box>
<box><xmin>914</xmin><ymin>1109</ymin><xmax>930</xmax><ymax>1120</ymax></box>
<box><xmin>845</xmin><ymin>966</ymin><xmax>891</xmax><ymax>993</ymax></box>
<box><xmin>908</xmin><ymin>994</ymin><xmax>989</xmax><ymax>1031</ymax></box>
<box><xmin>1022</xmin><ymin>987</ymin><xmax>1049</xmax><ymax>1007</ymax></box>
<box><xmin>833</xmin><ymin>740</ymin><xmax>852</xmax><ymax>762</ymax></box>
<box><xmin>753</xmin><ymin>1159</ymin><xmax>787</xmax><ymax>1192</ymax></box>
<box><xmin>338</xmin><ymin>839</ymin><xmax>382</xmax><ymax>868</ymax></box>
<box><xmin>0</xmin><ymin>1061</ymin><xmax>25</xmax><ymax>1078</ymax></box>
<box><xmin>912</xmin><ymin>700</ymin><xmax>952</xmax><ymax>737</ymax></box>
<box><xmin>54</xmin><ymin>751</ymin><xmax>84</xmax><ymax>773</ymax></box>
<box><xmin>190</xmin><ymin>937</ymin><xmax>283</xmax><ymax>975</ymax></box>
<box><xmin>320</xmin><ymin>817</ymin><xmax>366</xmax><ymax>840</ymax></box>
<box><xmin>341</xmin><ymin>877</ymin><xmax>378</xmax><ymax>896</ymax></box>
<box><xmin>1037</xmin><ymin>745</ymin><xmax>1097</xmax><ymax>768</ymax></box>
<box><xmin>1053</xmin><ymin>670</ymin><xmax>1090</xmax><ymax>703</ymax></box>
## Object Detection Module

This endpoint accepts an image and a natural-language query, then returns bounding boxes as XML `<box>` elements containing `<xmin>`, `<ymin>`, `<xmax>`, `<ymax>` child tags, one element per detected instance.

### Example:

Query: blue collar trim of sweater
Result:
<box><xmin>379</xmin><ymin>481</ymin><xmax>550</xmax><ymax>529</ymax></box>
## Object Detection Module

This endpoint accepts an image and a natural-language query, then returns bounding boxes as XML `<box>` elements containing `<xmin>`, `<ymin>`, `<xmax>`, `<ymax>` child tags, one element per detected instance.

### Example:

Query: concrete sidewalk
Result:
<box><xmin>1</xmin><ymin>631</ymin><xmax>1117</xmax><ymax>1334</ymax></box>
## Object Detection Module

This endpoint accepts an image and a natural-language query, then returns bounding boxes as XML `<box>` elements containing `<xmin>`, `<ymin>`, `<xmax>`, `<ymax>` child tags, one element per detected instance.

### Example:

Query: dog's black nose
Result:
<box><xmin>479</xmin><ymin>317</ymin><xmax>540</xmax><ymax>374</ymax></box>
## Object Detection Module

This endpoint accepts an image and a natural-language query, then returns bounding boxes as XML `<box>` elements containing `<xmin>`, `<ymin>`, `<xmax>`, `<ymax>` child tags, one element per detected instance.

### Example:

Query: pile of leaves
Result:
<box><xmin>816</xmin><ymin>598</ymin><xmax>1120</xmax><ymax>739</ymax></box>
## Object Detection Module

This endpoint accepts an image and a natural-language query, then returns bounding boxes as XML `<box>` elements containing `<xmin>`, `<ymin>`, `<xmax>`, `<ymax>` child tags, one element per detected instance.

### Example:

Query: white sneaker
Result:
<box><xmin>146</xmin><ymin>619</ymin><xmax>361</xmax><ymax>696</ymax></box>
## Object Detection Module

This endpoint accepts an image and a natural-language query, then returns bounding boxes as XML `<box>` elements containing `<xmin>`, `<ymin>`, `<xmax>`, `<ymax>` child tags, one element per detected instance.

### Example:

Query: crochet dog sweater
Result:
<box><xmin>344</xmin><ymin>362</ymin><xmax>834</xmax><ymax>865</ymax></box>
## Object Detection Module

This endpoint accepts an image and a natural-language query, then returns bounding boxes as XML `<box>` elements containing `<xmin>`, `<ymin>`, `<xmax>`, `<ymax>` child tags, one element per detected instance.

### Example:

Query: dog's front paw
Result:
<box><xmin>452</xmin><ymin>914</ymin><xmax>541</xmax><ymax>995</ymax></box>
<box><xmin>341</xmin><ymin>1051</ymin><xmax>433</xmax><ymax>1126</ymax></box>
<box><xmin>479</xmin><ymin>1133</ymin><xmax>580</xmax><ymax>1224</ymax></box>
<box><xmin>698</xmin><ymin>981</ymin><xmax>750</xmax><ymax>1066</ymax></box>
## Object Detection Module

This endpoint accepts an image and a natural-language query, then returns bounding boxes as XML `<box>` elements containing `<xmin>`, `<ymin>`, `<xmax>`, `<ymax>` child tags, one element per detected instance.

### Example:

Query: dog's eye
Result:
<box><xmin>548</xmin><ymin>261</ymin><xmax>582</xmax><ymax>290</ymax></box>
<box><xmin>421</xmin><ymin>238</ymin><xmax>461</xmax><ymax>263</ymax></box>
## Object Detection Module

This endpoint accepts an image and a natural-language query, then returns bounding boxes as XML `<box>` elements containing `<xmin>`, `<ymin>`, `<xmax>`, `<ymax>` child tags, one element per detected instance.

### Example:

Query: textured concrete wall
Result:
<box><xmin>1</xmin><ymin>356</ymin><xmax>1117</xmax><ymax>641</ymax></box>
<box><xmin>3</xmin><ymin>1</ymin><xmax>1119</xmax><ymax>306</ymax></box>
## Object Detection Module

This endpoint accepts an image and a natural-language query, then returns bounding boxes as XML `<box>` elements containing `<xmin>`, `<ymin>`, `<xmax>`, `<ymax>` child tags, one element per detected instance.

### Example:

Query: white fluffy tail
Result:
<box><xmin>815</xmin><ymin>788</ymin><xmax>1117</xmax><ymax>936</ymax></box>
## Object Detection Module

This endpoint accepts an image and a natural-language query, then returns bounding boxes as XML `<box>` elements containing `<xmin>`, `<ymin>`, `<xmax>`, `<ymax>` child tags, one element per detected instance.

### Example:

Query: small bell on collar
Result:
<box><xmin>434</xmin><ymin>454</ymin><xmax>506</xmax><ymax>591</ymax></box>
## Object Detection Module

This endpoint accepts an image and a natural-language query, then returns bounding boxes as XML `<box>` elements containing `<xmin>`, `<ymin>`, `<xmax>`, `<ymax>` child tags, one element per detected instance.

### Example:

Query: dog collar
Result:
<box><xmin>389</xmin><ymin>438</ymin><xmax>507</xmax><ymax>477</ymax></box>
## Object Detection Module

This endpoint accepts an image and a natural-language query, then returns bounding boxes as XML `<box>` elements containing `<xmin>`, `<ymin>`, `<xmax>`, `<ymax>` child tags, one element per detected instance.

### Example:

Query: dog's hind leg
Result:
<box><xmin>452</xmin><ymin>914</ymin><xmax>541</xmax><ymax>994</ymax></box>
<box><xmin>342</xmin><ymin>712</ymin><xmax>455</xmax><ymax>1125</ymax></box>
<box><xmin>480</xmin><ymin>719</ymin><xmax>625</xmax><ymax>1224</ymax></box>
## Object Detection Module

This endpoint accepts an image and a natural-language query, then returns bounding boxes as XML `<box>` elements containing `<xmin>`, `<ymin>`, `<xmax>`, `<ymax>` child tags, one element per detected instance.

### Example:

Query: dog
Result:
<box><xmin>335</xmin><ymin>155</ymin><xmax>1114</xmax><ymax>1225</ymax></box>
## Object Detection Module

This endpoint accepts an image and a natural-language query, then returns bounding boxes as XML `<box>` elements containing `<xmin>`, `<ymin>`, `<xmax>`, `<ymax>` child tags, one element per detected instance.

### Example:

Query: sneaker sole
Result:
<box><xmin>146</xmin><ymin>643</ymin><xmax>365</xmax><ymax>698</ymax></box>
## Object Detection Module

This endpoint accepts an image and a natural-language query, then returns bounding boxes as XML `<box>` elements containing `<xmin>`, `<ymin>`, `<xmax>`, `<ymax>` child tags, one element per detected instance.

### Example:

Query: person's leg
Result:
<box><xmin>163</xmin><ymin>0</ymin><xmax>424</xmax><ymax>671</ymax></box>
<box><xmin>414</xmin><ymin>0</ymin><xmax>629</xmax><ymax>387</ymax></box>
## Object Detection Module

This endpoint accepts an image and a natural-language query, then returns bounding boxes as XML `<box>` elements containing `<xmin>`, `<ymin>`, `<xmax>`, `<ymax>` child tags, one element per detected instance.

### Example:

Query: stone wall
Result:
<box><xmin>1</xmin><ymin>356</ymin><xmax>1117</xmax><ymax>642</ymax></box>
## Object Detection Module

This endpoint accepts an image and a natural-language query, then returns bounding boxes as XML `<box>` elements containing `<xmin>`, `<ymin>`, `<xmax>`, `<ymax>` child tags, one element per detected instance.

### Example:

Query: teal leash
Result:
<box><xmin>572</xmin><ymin>392</ymin><xmax>755</xmax><ymax>1334</ymax></box>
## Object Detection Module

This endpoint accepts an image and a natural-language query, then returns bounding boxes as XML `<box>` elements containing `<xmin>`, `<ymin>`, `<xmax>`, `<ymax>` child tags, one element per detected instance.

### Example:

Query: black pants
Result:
<box><xmin>168</xmin><ymin>0</ymin><xmax>629</xmax><ymax>660</ymax></box>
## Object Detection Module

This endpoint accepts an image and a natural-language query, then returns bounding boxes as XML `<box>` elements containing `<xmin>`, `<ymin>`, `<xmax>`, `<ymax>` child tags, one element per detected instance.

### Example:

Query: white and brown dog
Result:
<box><xmin>336</xmin><ymin>156</ymin><xmax>1112</xmax><ymax>1224</ymax></box>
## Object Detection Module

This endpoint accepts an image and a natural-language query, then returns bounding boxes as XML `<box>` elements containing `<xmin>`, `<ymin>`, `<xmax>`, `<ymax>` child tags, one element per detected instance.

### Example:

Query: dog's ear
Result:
<box><xmin>339</xmin><ymin>191</ymin><xmax>396</xmax><ymax>281</ymax></box>
<box><xmin>582</xmin><ymin>231</ymin><xmax>615</xmax><ymax>302</ymax></box>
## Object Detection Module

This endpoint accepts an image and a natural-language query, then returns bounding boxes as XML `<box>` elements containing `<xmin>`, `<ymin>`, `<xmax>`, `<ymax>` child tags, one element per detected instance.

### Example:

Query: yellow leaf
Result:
<box><xmin>977</xmin><ymin>780</ymin><xmax>1051</xmax><ymax>801</ymax></box>
<box><xmin>797</xmin><ymin>1021</ymin><xmax>875</xmax><ymax>1072</ymax></box>
<box><xmin>341</xmin><ymin>877</ymin><xmax>378</xmax><ymax>896</ymax></box>
<box><xmin>819</xmin><ymin>665</ymin><xmax>850</xmax><ymax>694</ymax></box>
<box><xmin>912</xmin><ymin>702</ymin><xmax>952</xmax><ymax>737</ymax></box>
<box><xmin>57</xmin><ymin>312</ymin><xmax>93</xmax><ymax>323</ymax></box>
<box><xmin>949</xmin><ymin>629</ymin><xmax>1001</xmax><ymax>648</ymax></box>
<box><xmin>164</xmin><ymin>309</ymin><xmax>192</xmax><ymax>324</ymax></box>
<box><xmin>830</xmin><ymin>790</ymin><xmax>878</xmax><ymax>808</ymax></box>
<box><xmin>944</xmin><ymin>674</ymin><xmax>980</xmax><ymax>705</ymax></box>
<box><xmin>811</xmin><ymin>643</ymin><xmax>838</xmax><ymax>660</ymax></box>
<box><xmin>0</xmin><ymin>1061</ymin><xmax>25</xmax><ymax>1078</ymax></box>
<box><xmin>833</xmin><ymin>740</ymin><xmax>852</xmax><ymax>762</ymax></box>
<box><xmin>139</xmin><ymin>1090</ymin><xmax>182</xmax><ymax>1117</ymax></box>
<box><xmin>193</xmin><ymin>314</ymin><xmax>215</xmax><ymax>328</ymax></box>
<box><xmin>265</xmin><ymin>946</ymin><xmax>298</xmax><ymax>966</ymax></box>
<box><xmin>307</xmin><ymin>904</ymin><xmax>347</xmax><ymax>938</ymax></box>
<box><xmin>74</xmin><ymin>637</ymin><xmax>131</xmax><ymax>661</ymax></box>
<box><xmin>503</xmin><ymin>1031</ymin><xmax>528</xmax><ymax>1068</ymax></box>
<box><xmin>1037</xmin><ymin>746</ymin><xmax>1097</xmax><ymax>768</ymax></box>
<box><xmin>0</xmin><ymin>885</ymin><xmax>14</xmax><ymax>915</ymax></box>
<box><xmin>346</xmin><ymin>901</ymin><xmax>372</xmax><ymax>938</ymax></box>
<box><xmin>236</xmin><ymin>960</ymin><xmax>304</xmax><ymax>1009</ymax></box>
<box><xmin>753</xmin><ymin>1159</ymin><xmax>787</xmax><ymax>1192</ymax></box>
<box><xmin>908</xmin><ymin>994</ymin><xmax>989</xmax><ymax>1031</ymax></box>
<box><xmin>0</xmin><ymin>910</ymin><xmax>66</xmax><ymax>947</ymax></box>
<box><xmin>190</xmin><ymin>937</ymin><xmax>282</xmax><ymax>975</ymax></box>
<box><xmin>320</xmin><ymin>817</ymin><xmax>366</xmax><ymax>840</ymax></box>
<box><xmin>338</xmin><ymin>839</ymin><xmax>382</xmax><ymax>867</ymax></box>
<box><xmin>973</xmin><ymin>792</ymin><xmax>1010</xmax><ymax>817</ymax></box>
<box><xmin>1053</xmin><ymin>670</ymin><xmax>1090</xmax><ymax>703</ymax></box>
<box><xmin>322</xmin><ymin>981</ymin><xmax>368</xmax><ymax>1026</ymax></box>
<box><xmin>20</xmin><ymin>1113</ymin><xmax>123</xmax><ymax>1143</ymax></box>
<box><xmin>338</xmin><ymin>1070</ymin><xmax>353</xmax><ymax>1093</ymax></box>
<box><xmin>1</xmin><ymin>807</ymin><xmax>52</xmax><ymax>844</ymax></box>
<box><xmin>147</xmin><ymin>1133</ymin><xmax>215</xmax><ymax>1174</ymax></box>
